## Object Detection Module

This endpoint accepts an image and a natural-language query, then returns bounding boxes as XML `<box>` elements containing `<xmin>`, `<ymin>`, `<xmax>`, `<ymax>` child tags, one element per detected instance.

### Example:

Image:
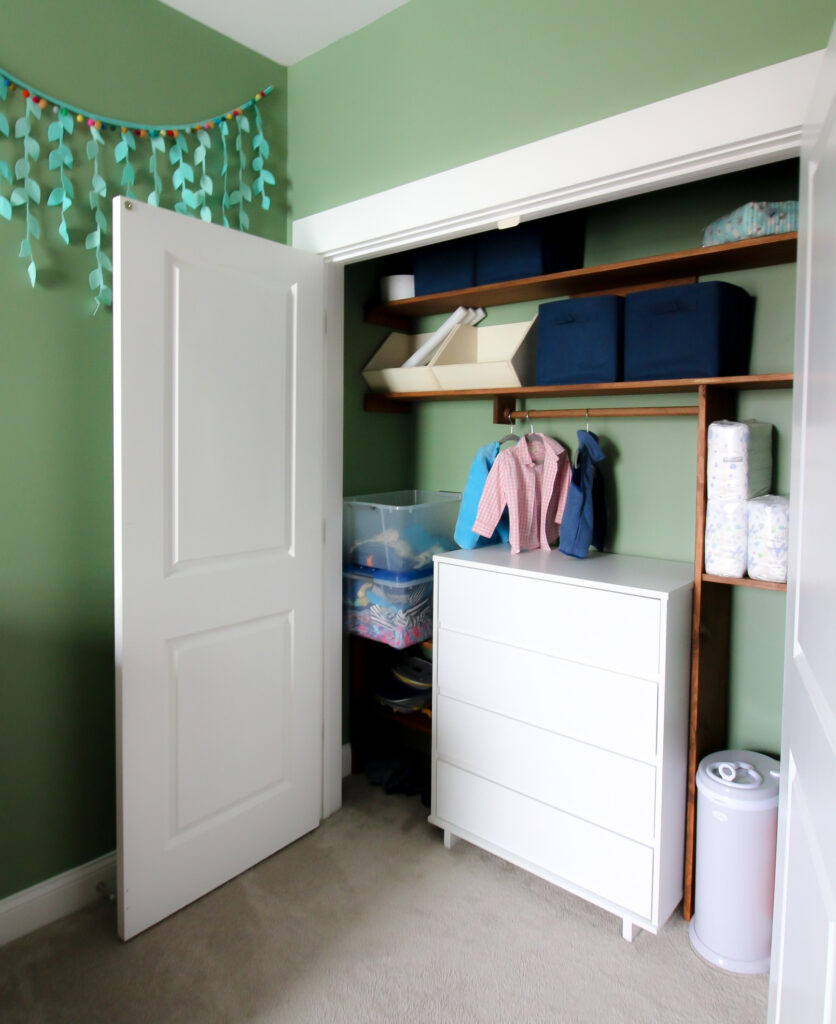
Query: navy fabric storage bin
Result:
<box><xmin>536</xmin><ymin>295</ymin><xmax>623</xmax><ymax>385</ymax></box>
<box><xmin>475</xmin><ymin>211</ymin><xmax>584</xmax><ymax>286</ymax></box>
<box><xmin>413</xmin><ymin>236</ymin><xmax>475</xmax><ymax>296</ymax></box>
<box><xmin>623</xmin><ymin>281</ymin><xmax>754</xmax><ymax>381</ymax></box>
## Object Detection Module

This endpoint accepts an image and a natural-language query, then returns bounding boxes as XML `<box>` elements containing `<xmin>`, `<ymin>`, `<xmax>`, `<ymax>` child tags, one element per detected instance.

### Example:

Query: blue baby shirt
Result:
<box><xmin>454</xmin><ymin>442</ymin><xmax>510</xmax><ymax>549</ymax></box>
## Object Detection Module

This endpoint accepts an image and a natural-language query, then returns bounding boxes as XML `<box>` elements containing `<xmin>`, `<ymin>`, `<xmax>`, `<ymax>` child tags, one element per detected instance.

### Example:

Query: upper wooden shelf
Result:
<box><xmin>365</xmin><ymin>233</ymin><xmax>798</xmax><ymax>329</ymax></box>
<box><xmin>363</xmin><ymin>373</ymin><xmax>794</xmax><ymax>412</ymax></box>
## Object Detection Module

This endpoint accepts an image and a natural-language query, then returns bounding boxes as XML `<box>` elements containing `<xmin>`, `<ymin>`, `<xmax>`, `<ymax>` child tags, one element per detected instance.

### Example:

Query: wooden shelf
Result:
<box><xmin>365</xmin><ymin>233</ymin><xmax>798</xmax><ymax>328</ymax></box>
<box><xmin>363</xmin><ymin>373</ymin><xmax>794</xmax><ymax>412</ymax></box>
<box><xmin>702</xmin><ymin>573</ymin><xmax>787</xmax><ymax>592</ymax></box>
<box><xmin>375</xmin><ymin>705</ymin><xmax>432</xmax><ymax>734</ymax></box>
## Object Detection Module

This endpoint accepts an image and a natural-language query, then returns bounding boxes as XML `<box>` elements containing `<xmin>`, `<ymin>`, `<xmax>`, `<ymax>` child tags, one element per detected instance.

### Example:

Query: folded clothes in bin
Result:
<box><xmin>343</xmin><ymin>490</ymin><xmax>461</xmax><ymax>572</ymax></box>
<box><xmin>343</xmin><ymin>565</ymin><xmax>433</xmax><ymax>649</ymax></box>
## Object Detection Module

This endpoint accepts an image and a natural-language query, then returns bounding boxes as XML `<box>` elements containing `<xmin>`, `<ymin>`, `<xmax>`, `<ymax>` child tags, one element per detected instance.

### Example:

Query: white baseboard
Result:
<box><xmin>0</xmin><ymin>851</ymin><xmax>116</xmax><ymax>948</ymax></box>
<box><xmin>3</xmin><ymin>748</ymin><xmax>353</xmax><ymax>947</ymax></box>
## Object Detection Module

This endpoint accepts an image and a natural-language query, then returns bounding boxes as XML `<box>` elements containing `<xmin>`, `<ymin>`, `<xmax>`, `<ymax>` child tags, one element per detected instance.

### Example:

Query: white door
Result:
<box><xmin>768</xmin><ymin>34</ymin><xmax>836</xmax><ymax>1022</ymax></box>
<box><xmin>113</xmin><ymin>198</ymin><xmax>339</xmax><ymax>941</ymax></box>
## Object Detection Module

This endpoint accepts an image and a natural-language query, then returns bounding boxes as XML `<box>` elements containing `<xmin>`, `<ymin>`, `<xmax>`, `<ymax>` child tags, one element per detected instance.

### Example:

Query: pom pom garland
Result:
<box><xmin>0</xmin><ymin>61</ymin><xmax>273</xmax><ymax>136</ymax></box>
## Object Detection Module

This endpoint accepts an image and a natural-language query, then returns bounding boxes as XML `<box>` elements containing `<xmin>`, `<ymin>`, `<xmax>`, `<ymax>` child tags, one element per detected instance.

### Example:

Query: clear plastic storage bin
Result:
<box><xmin>343</xmin><ymin>565</ymin><xmax>434</xmax><ymax>649</ymax></box>
<box><xmin>343</xmin><ymin>490</ymin><xmax>461</xmax><ymax>572</ymax></box>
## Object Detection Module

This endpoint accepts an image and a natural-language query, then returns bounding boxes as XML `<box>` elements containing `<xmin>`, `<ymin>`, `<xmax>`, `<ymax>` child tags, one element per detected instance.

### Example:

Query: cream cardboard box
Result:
<box><xmin>432</xmin><ymin>319</ymin><xmax>537</xmax><ymax>390</ymax></box>
<box><xmin>361</xmin><ymin>329</ymin><xmax>453</xmax><ymax>392</ymax></box>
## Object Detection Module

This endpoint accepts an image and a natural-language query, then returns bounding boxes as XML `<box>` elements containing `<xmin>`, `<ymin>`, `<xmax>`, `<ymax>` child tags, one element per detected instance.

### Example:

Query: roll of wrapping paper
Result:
<box><xmin>401</xmin><ymin>306</ymin><xmax>469</xmax><ymax>367</ymax></box>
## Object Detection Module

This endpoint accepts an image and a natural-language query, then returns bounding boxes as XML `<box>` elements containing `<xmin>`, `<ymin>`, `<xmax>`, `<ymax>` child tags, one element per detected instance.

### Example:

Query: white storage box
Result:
<box><xmin>343</xmin><ymin>489</ymin><xmax>461</xmax><ymax>572</ymax></box>
<box><xmin>362</xmin><ymin>330</ymin><xmax>451</xmax><ymax>393</ymax></box>
<box><xmin>362</xmin><ymin>319</ymin><xmax>536</xmax><ymax>393</ymax></box>
<box><xmin>432</xmin><ymin>319</ymin><xmax>537</xmax><ymax>390</ymax></box>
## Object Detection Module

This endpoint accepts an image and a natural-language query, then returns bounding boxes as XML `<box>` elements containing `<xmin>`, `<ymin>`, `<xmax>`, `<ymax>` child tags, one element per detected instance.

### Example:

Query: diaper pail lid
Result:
<box><xmin>696</xmin><ymin>749</ymin><xmax>780</xmax><ymax>808</ymax></box>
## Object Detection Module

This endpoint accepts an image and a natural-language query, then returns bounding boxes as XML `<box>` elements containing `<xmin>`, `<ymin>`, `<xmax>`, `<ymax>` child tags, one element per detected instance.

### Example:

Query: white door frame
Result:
<box><xmin>308</xmin><ymin>49</ymin><xmax>822</xmax><ymax>823</ymax></box>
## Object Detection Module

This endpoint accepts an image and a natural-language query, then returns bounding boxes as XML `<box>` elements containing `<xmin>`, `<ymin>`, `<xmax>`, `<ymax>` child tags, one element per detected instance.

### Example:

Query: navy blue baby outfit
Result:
<box><xmin>558</xmin><ymin>430</ymin><xmax>607</xmax><ymax>558</ymax></box>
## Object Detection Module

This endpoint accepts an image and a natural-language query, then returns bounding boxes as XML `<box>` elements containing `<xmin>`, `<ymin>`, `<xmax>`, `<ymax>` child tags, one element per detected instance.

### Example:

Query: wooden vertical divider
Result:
<box><xmin>682</xmin><ymin>384</ymin><xmax>737</xmax><ymax>918</ymax></box>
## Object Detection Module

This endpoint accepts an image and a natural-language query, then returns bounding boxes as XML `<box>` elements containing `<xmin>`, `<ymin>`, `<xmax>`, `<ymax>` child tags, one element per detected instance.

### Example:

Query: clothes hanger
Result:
<box><xmin>497</xmin><ymin>408</ymin><xmax>520</xmax><ymax>446</ymax></box>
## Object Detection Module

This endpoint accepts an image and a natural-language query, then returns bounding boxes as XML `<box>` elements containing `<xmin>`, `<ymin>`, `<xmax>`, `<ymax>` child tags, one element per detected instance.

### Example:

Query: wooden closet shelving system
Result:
<box><xmin>362</xmin><ymin>231</ymin><xmax>796</xmax><ymax>920</ymax></box>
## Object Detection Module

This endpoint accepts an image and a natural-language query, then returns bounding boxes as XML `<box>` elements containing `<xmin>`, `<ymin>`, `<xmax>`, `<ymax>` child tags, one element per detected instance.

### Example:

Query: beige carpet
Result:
<box><xmin>0</xmin><ymin>775</ymin><xmax>768</xmax><ymax>1023</ymax></box>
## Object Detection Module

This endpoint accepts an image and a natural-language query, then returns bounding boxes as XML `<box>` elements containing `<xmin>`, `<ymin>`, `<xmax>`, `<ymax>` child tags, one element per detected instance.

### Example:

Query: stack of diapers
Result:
<box><xmin>705</xmin><ymin>500</ymin><xmax>749</xmax><ymax>577</ymax></box>
<box><xmin>747</xmin><ymin>495</ymin><xmax>789</xmax><ymax>582</ymax></box>
<box><xmin>706</xmin><ymin>419</ymin><xmax>773</xmax><ymax>502</ymax></box>
<box><xmin>705</xmin><ymin>419</ymin><xmax>773</xmax><ymax>577</ymax></box>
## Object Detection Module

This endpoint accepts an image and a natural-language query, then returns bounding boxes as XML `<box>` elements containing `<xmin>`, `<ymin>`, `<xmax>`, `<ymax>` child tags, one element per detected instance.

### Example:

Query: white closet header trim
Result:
<box><xmin>292</xmin><ymin>51</ymin><xmax>823</xmax><ymax>264</ymax></box>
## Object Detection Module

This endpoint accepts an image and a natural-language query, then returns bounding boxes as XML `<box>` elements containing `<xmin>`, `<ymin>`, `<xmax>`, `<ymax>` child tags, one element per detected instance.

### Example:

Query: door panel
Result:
<box><xmin>114</xmin><ymin>198</ymin><xmax>328</xmax><ymax>940</ymax></box>
<box><xmin>168</xmin><ymin>259</ymin><xmax>294</xmax><ymax>566</ymax></box>
<box><xmin>769</xmin><ymin>29</ymin><xmax>836</xmax><ymax>1021</ymax></box>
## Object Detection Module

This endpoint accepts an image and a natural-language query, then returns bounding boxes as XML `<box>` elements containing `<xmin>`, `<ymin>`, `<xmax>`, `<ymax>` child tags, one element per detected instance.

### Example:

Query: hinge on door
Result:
<box><xmin>323</xmin><ymin>310</ymin><xmax>328</xmax><ymax>338</ymax></box>
<box><xmin>322</xmin><ymin>519</ymin><xmax>327</xmax><ymax>545</ymax></box>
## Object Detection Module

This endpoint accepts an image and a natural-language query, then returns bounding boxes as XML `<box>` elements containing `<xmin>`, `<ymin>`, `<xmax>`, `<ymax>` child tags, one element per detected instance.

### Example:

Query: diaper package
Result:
<box><xmin>707</xmin><ymin>419</ymin><xmax>773</xmax><ymax>501</ymax></box>
<box><xmin>705</xmin><ymin>499</ymin><xmax>748</xmax><ymax>577</ymax></box>
<box><xmin>747</xmin><ymin>495</ymin><xmax>789</xmax><ymax>583</ymax></box>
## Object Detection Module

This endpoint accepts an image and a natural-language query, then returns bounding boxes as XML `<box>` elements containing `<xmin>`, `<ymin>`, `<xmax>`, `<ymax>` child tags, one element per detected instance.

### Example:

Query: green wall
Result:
<box><xmin>0</xmin><ymin>1</ymin><xmax>287</xmax><ymax>900</ymax></box>
<box><xmin>287</xmin><ymin>0</ymin><xmax>832</xmax><ymax>220</ymax></box>
<box><xmin>346</xmin><ymin>160</ymin><xmax>798</xmax><ymax>756</ymax></box>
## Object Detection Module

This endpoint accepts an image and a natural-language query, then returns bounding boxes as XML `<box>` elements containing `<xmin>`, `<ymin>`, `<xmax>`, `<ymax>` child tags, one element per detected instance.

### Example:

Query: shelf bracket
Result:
<box><xmin>493</xmin><ymin>395</ymin><xmax>517</xmax><ymax>425</ymax></box>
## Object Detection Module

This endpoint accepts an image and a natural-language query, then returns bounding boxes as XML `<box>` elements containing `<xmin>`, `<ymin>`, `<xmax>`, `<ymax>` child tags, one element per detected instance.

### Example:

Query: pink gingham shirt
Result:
<box><xmin>472</xmin><ymin>433</ymin><xmax>570</xmax><ymax>553</ymax></box>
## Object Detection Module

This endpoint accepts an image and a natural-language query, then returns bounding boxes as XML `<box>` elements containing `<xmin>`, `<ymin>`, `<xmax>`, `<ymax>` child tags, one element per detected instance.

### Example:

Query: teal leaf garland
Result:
<box><xmin>195</xmin><ymin>128</ymin><xmax>212</xmax><ymax>223</ymax></box>
<box><xmin>86</xmin><ymin>125</ymin><xmax>111</xmax><ymax>309</ymax></box>
<box><xmin>171</xmin><ymin>133</ymin><xmax>198</xmax><ymax>214</ymax></box>
<box><xmin>147</xmin><ymin>133</ymin><xmax>165</xmax><ymax>206</ymax></box>
<box><xmin>47</xmin><ymin>107</ymin><xmax>74</xmax><ymax>245</ymax></box>
<box><xmin>0</xmin><ymin>96</ymin><xmax>10</xmax><ymax>221</ymax></box>
<box><xmin>251</xmin><ymin>102</ymin><xmax>273</xmax><ymax>211</ymax></box>
<box><xmin>219</xmin><ymin>119</ymin><xmax>230</xmax><ymax>229</ymax></box>
<box><xmin>0</xmin><ymin>66</ymin><xmax>277</xmax><ymax>304</ymax></box>
<box><xmin>12</xmin><ymin>98</ymin><xmax>41</xmax><ymax>286</ymax></box>
<box><xmin>114</xmin><ymin>129</ymin><xmax>137</xmax><ymax>200</ymax></box>
<box><xmin>230</xmin><ymin>112</ymin><xmax>251</xmax><ymax>232</ymax></box>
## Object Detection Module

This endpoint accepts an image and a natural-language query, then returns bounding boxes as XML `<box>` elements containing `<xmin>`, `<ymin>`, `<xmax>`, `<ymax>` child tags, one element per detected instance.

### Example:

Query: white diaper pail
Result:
<box><xmin>689</xmin><ymin>749</ymin><xmax>780</xmax><ymax>974</ymax></box>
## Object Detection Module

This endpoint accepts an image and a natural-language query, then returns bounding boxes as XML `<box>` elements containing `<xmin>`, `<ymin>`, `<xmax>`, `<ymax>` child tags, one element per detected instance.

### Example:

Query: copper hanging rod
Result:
<box><xmin>508</xmin><ymin>405</ymin><xmax>699</xmax><ymax>420</ymax></box>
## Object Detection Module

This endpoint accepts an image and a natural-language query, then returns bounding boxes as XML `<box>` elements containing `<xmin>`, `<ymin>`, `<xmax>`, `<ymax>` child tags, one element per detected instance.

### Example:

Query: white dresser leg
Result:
<box><xmin>622</xmin><ymin>918</ymin><xmax>638</xmax><ymax>942</ymax></box>
<box><xmin>443</xmin><ymin>829</ymin><xmax>460</xmax><ymax>850</ymax></box>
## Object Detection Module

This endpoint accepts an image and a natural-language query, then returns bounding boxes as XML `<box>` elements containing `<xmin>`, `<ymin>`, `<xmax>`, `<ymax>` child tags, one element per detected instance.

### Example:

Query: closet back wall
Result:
<box><xmin>0</xmin><ymin>0</ymin><xmax>287</xmax><ymax>901</ymax></box>
<box><xmin>346</xmin><ymin>160</ymin><xmax>797</xmax><ymax>756</ymax></box>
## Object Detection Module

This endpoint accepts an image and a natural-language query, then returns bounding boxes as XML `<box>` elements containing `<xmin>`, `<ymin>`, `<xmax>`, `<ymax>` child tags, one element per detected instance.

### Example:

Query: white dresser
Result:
<box><xmin>429</xmin><ymin>547</ymin><xmax>693</xmax><ymax>940</ymax></box>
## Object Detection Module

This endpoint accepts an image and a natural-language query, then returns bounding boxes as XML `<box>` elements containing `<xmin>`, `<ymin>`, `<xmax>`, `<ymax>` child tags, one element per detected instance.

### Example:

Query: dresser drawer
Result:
<box><xmin>437</xmin><ymin>696</ymin><xmax>656</xmax><ymax>841</ymax></box>
<box><xmin>435</xmin><ymin>762</ymin><xmax>654</xmax><ymax>920</ymax></box>
<box><xmin>436</xmin><ymin>629</ymin><xmax>659</xmax><ymax>762</ymax></box>
<box><xmin>437</xmin><ymin>564</ymin><xmax>662</xmax><ymax>679</ymax></box>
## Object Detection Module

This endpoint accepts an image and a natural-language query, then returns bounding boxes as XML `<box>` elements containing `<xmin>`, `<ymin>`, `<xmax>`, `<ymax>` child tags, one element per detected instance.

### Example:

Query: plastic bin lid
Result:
<box><xmin>343</xmin><ymin>490</ymin><xmax>461</xmax><ymax>510</ymax></box>
<box><xmin>696</xmin><ymin>749</ymin><xmax>780</xmax><ymax>807</ymax></box>
<box><xmin>343</xmin><ymin>563</ymin><xmax>433</xmax><ymax>584</ymax></box>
